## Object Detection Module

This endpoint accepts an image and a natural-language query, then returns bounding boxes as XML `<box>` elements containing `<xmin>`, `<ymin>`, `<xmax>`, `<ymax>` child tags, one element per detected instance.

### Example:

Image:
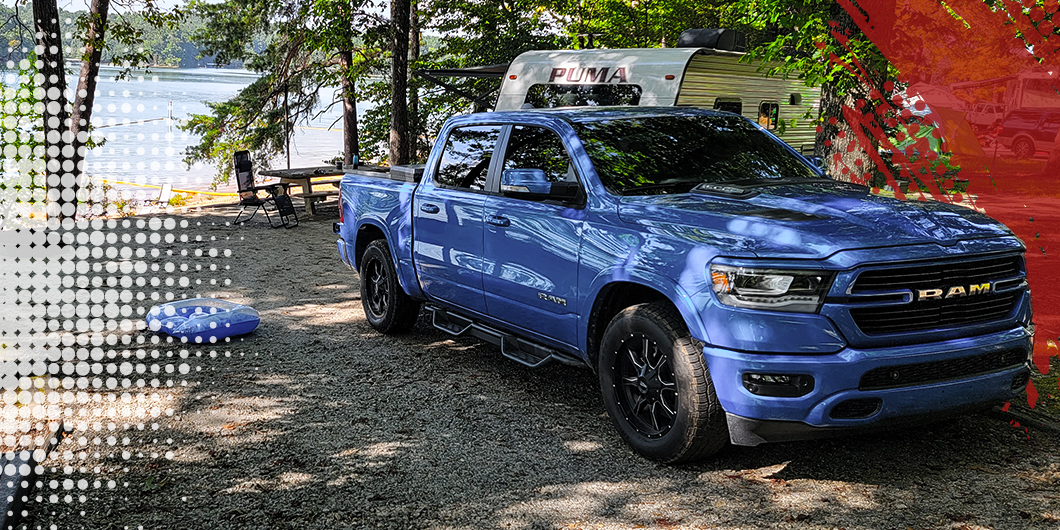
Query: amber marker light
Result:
<box><xmin>711</xmin><ymin>270</ymin><xmax>730</xmax><ymax>293</ymax></box>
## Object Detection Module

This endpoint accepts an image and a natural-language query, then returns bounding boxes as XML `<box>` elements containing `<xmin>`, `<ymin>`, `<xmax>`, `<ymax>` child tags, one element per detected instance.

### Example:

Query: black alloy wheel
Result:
<box><xmin>598</xmin><ymin>302</ymin><xmax>729</xmax><ymax>463</ymax></box>
<box><xmin>615</xmin><ymin>333</ymin><xmax>678</xmax><ymax>437</ymax></box>
<box><xmin>359</xmin><ymin>239</ymin><xmax>420</xmax><ymax>334</ymax></box>
<box><xmin>363</xmin><ymin>257</ymin><xmax>389</xmax><ymax>319</ymax></box>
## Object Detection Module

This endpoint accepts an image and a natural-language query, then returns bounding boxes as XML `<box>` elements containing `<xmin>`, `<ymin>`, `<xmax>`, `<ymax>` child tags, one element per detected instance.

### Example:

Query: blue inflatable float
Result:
<box><xmin>146</xmin><ymin>298</ymin><xmax>260</xmax><ymax>343</ymax></box>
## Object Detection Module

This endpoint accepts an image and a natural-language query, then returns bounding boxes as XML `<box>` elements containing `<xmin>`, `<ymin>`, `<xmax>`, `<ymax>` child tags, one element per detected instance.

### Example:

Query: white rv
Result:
<box><xmin>416</xmin><ymin>30</ymin><xmax>822</xmax><ymax>154</ymax></box>
<box><xmin>494</xmin><ymin>48</ymin><xmax>821</xmax><ymax>154</ymax></box>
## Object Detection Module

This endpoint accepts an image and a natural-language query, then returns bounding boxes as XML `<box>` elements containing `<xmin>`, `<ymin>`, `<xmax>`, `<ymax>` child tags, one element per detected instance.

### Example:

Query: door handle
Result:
<box><xmin>487</xmin><ymin>215</ymin><xmax>510</xmax><ymax>227</ymax></box>
<box><xmin>420</xmin><ymin>204</ymin><xmax>440</xmax><ymax>214</ymax></box>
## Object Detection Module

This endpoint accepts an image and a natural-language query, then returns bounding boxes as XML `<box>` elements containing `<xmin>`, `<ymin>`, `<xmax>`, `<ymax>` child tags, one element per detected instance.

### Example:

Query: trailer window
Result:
<box><xmin>758</xmin><ymin>102</ymin><xmax>779</xmax><ymax>130</ymax></box>
<box><xmin>525</xmin><ymin>84</ymin><xmax>642</xmax><ymax>108</ymax></box>
<box><xmin>434</xmin><ymin>125</ymin><xmax>502</xmax><ymax>191</ymax></box>
<box><xmin>713</xmin><ymin>98</ymin><xmax>742</xmax><ymax>114</ymax></box>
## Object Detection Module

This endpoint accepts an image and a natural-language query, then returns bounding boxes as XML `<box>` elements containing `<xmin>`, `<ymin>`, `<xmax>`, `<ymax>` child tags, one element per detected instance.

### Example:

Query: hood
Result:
<box><xmin>616</xmin><ymin>181</ymin><xmax>1013</xmax><ymax>259</ymax></box>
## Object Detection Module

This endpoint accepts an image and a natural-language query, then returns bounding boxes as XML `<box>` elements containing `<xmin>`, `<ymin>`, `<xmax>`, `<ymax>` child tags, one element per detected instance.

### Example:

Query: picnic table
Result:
<box><xmin>258</xmin><ymin>165</ymin><xmax>392</xmax><ymax>217</ymax></box>
<box><xmin>258</xmin><ymin>165</ymin><xmax>391</xmax><ymax>217</ymax></box>
<box><xmin>257</xmin><ymin>166</ymin><xmax>344</xmax><ymax>217</ymax></box>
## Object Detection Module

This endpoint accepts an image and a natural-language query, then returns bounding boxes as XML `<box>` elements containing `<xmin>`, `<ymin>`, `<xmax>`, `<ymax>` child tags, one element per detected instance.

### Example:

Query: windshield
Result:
<box><xmin>573</xmin><ymin>114</ymin><xmax>825</xmax><ymax>195</ymax></box>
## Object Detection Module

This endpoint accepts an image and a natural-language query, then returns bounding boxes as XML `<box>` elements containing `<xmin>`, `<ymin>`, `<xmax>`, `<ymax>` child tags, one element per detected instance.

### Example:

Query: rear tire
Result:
<box><xmin>1012</xmin><ymin>138</ymin><xmax>1035</xmax><ymax>159</ymax></box>
<box><xmin>598</xmin><ymin>302</ymin><xmax>728</xmax><ymax>463</ymax></box>
<box><xmin>359</xmin><ymin>239</ymin><xmax>420</xmax><ymax>334</ymax></box>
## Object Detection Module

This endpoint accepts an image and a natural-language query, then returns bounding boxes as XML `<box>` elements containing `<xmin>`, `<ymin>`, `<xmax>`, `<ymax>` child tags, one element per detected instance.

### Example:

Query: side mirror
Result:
<box><xmin>804</xmin><ymin>155</ymin><xmax>824</xmax><ymax>169</ymax></box>
<box><xmin>501</xmin><ymin>168</ymin><xmax>550</xmax><ymax>194</ymax></box>
<box><xmin>548</xmin><ymin>181</ymin><xmax>581</xmax><ymax>202</ymax></box>
<box><xmin>500</xmin><ymin>169</ymin><xmax>584</xmax><ymax>206</ymax></box>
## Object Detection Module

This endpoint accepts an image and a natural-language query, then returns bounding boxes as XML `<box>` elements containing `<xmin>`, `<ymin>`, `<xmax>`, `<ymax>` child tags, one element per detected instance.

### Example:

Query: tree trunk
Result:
<box><xmin>31</xmin><ymin>0</ymin><xmax>72</xmax><ymax>220</ymax></box>
<box><xmin>405</xmin><ymin>0</ymin><xmax>419</xmax><ymax>163</ymax></box>
<box><xmin>389</xmin><ymin>0</ymin><xmax>410</xmax><ymax>166</ymax></box>
<box><xmin>814</xmin><ymin>2</ymin><xmax>874</xmax><ymax>183</ymax></box>
<box><xmin>69</xmin><ymin>0</ymin><xmax>110</xmax><ymax>207</ymax></box>
<box><xmin>1041</xmin><ymin>128</ymin><xmax>1060</xmax><ymax>178</ymax></box>
<box><xmin>339</xmin><ymin>50</ymin><xmax>360</xmax><ymax>165</ymax></box>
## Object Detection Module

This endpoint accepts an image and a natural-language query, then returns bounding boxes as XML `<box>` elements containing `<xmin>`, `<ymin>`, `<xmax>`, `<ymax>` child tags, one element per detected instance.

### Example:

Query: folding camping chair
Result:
<box><xmin>232</xmin><ymin>151</ymin><xmax>298</xmax><ymax>228</ymax></box>
<box><xmin>140</xmin><ymin>183</ymin><xmax>174</xmax><ymax>215</ymax></box>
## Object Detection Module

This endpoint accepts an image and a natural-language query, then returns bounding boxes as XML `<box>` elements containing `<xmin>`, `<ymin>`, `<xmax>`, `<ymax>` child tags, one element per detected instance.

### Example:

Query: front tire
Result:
<box><xmin>359</xmin><ymin>239</ymin><xmax>420</xmax><ymax>334</ymax></box>
<box><xmin>598</xmin><ymin>303</ymin><xmax>728</xmax><ymax>463</ymax></box>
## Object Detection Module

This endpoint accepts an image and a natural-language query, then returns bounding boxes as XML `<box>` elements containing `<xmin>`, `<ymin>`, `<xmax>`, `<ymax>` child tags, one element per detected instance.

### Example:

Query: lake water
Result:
<box><xmin>53</xmin><ymin>66</ymin><xmax>361</xmax><ymax>195</ymax></box>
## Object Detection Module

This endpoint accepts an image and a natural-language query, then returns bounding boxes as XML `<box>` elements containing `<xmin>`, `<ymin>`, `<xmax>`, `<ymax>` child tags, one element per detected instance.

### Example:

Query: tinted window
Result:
<box><xmin>501</xmin><ymin>126</ymin><xmax>576</xmax><ymax>195</ymax></box>
<box><xmin>574</xmin><ymin>114</ymin><xmax>824</xmax><ymax>195</ymax></box>
<box><xmin>713</xmin><ymin>98</ymin><xmax>742</xmax><ymax>114</ymax></box>
<box><xmin>1004</xmin><ymin>111</ymin><xmax>1049</xmax><ymax>130</ymax></box>
<box><xmin>525</xmin><ymin>84</ymin><xmax>642</xmax><ymax>108</ymax></box>
<box><xmin>434</xmin><ymin>125</ymin><xmax>502</xmax><ymax>190</ymax></box>
<box><xmin>758</xmin><ymin>102</ymin><xmax>779</xmax><ymax>130</ymax></box>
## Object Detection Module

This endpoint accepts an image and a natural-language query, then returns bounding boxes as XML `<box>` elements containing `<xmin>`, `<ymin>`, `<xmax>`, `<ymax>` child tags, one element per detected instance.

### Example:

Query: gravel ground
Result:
<box><xmin>14</xmin><ymin>201</ymin><xmax>1060</xmax><ymax>530</ymax></box>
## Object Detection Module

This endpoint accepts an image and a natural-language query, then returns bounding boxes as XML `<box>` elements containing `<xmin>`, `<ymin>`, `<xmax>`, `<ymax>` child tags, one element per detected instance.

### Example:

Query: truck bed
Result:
<box><xmin>337</xmin><ymin>169</ymin><xmax>423</xmax><ymax>300</ymax></box>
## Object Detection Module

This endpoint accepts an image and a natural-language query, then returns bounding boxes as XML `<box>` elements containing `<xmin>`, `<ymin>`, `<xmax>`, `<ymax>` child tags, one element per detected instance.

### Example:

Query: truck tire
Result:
<box><xmin>1012</xmin><ymin>138</ymin><xmax>1035</xmax><ymax>160</ymax></box>
<box><xmin>598</xmin><ymin>303</ymin><xmax>728</xmax><ymax>463</ymax></box>
<box><xmin>359</xmin><ymin>239</ymin><xmax>420</xmax><ymax>334</ymax></box>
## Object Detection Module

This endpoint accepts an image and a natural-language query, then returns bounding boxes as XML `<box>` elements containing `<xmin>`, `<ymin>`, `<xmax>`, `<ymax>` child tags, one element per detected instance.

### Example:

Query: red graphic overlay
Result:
<box><xmin>827</xmin><ymin>0</ymin><xmax>1059</xmax><ymax>407</ymax></box>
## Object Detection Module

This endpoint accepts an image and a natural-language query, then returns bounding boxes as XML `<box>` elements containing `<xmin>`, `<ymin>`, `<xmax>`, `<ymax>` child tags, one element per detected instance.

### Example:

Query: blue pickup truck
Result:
<box><xmin>334</xmin><ymin>107</ymin><xmax>1034</xmax><ymax>463</ymax></box>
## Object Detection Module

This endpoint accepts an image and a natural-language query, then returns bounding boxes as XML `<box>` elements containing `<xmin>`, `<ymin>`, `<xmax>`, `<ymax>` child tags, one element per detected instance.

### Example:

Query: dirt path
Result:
<box><xmin>15</xmin><ymin>203</ymin><xmax>1060</xmax><ymax>530</ymax></box>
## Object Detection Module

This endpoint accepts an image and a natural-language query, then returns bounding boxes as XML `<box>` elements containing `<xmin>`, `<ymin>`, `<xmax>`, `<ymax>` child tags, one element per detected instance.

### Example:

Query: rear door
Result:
<box><xmin>481</xmin><ymin>124</ymin><xmax>585</xmax><ymax>346</ymax></box>
<box><xmin>413</xmin><ymin>124</ymin><xmax>504</xmax><ymax>315</ymax></box>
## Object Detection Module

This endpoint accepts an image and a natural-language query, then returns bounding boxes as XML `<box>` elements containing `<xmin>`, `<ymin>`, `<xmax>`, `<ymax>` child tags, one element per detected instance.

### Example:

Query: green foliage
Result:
<box><xmin>548</xmin><ymin>0</ymin><xmax>724</xmax><ymax>49</ymax></box>
<box><xmin>1</xmin><ymin>5</ymin><xmax>207</xmax><ymax>69</ymax></box>
<box><xmin>357</xmin><ymin>0</ymin><xmax>570</xmax><ymax>163</ymax></box>
<box><xmin>167</xmin><ymin>193</ymin><xmax>191</xmax><ymax>207</ymax></box>
<box><xmin>181</xmin><ymin>0</ymin><xmax>379</xmax><ymax>184</ymax></box>
<box><xmin>79</xmin><ymin>178</ymin><xmax>138</xmax><ymax>219</ymax></box>
<box><xmin>183</xmin><ymin>74</ymin><xmax>292</xmax><ymax>183</ymax></box>
<box><xmin>730</xmin><ymin>0</ymin><xmax>893</xmax><ymax>93</ymax></box>
<box><xmin>0</xmin><ymin>54</ymin><xmax>47</xmax><ymax>214</ymax></box>
<box><xmin>97</xmin><ymin>9</ymin><xmax>205</xmax><ymax>69</ymax></box>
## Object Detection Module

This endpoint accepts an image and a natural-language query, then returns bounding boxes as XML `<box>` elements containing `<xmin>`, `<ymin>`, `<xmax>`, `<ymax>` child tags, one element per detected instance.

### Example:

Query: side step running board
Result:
<box><xmin>428</xmin><ymin>306</ymin><xmax>585</xmax><ymax>369</ymax></box>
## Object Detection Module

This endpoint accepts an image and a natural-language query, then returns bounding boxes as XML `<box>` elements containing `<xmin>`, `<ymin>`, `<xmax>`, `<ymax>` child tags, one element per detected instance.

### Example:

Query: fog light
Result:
<box><xmin>742</xmin><ymin>373</ymin><xmax>814</xmax><ymax>397</ymax></box>
<box><xmin>1012</xmin><ymin>370</ymin><xmax>1030</xmax><ymax>391</ymax></box>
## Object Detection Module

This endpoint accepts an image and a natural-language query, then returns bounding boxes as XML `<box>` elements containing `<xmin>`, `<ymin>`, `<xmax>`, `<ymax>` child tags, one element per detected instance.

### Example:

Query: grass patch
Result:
<box><xmin>1030</xmin><ymin>355</ymin><xmax>1060</xmax><ymax>418</ymax></box>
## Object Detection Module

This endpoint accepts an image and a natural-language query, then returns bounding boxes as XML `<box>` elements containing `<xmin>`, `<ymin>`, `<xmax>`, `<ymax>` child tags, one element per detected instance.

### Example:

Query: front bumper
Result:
<box><xmin>705</xmin><ymin>325</ymin><xmax>1033</xmax><ymax>446</ymax></box>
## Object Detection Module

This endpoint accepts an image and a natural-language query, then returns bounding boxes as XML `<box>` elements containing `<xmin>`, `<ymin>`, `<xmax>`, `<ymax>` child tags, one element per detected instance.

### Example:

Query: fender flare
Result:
<box><xmin>582</xmin><ymin>267</ymin><xmax>710</xmax><ymax>351</ymax></box>
<box><xmin>353</xmin><ymin>218</ymin><xmax>422</xmax><ymax>299</ymax></box>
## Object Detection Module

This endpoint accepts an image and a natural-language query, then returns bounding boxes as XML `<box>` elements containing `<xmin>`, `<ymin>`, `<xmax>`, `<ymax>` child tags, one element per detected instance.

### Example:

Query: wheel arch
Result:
<box><xmin>1011</xmin><ymin>134</ymin><xmax>1037</xmax><ymax>155</ymax></box>
<box><xmin>353</xmin><ymin>221</ymin><xmax>387</xmax><ymax>271</ymax></box>
<box><xmin>584</xmin><ymin>277</ymin><xmax>707</xmax><ymax>369</ymax></box>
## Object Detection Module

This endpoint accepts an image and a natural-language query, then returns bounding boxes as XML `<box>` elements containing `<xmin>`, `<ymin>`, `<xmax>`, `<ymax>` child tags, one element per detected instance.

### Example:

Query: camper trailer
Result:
<box><xmin>416</xmin><ymin>29</ymin><xmax>822</xmax><ymax>154</ymax></box>
<box><xmin>494</xmin><ymin>48</ymin><xmax>820</xmax><ymax>154</ymax></box>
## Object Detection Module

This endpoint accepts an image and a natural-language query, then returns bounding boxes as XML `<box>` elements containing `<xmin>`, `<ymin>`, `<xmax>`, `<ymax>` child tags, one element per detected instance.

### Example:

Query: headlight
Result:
<box><xmin>709</xmin><ymin>264</ymin><xmax>834</xmax><ymax>313</ymax></box>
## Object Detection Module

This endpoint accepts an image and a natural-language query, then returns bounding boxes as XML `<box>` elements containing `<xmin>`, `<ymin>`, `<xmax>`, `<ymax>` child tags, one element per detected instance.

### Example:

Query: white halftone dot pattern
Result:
<box><xmin>4</xmin><ymin>206</ymin><xmax>231</xmax><ymax>517</ymax></box>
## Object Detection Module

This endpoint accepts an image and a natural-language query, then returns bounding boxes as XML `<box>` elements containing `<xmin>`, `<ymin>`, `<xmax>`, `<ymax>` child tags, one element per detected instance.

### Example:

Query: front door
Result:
<box><xmin>482</xmin><ymin>125</ymin><xmax>585</xmax><ymax>346</ymax></box>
